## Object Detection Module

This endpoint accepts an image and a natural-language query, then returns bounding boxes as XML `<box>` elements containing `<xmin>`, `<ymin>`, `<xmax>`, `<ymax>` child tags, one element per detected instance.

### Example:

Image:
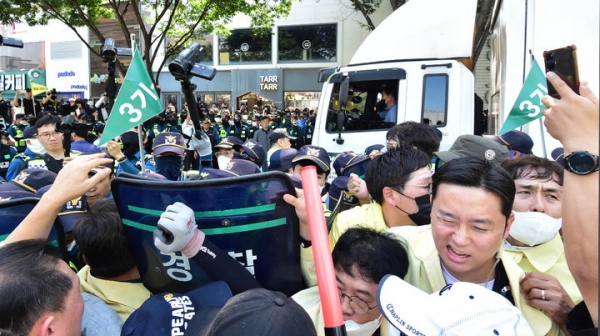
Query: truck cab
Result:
<box><xmin>314</xmin><ymin>59</ymin><xmax>475</xmax><ymax>156</ymax></box>
<box><xmin>312</xmin><ymin>0</ymin><xmax>479</xmax><ymax>158</ymax></box>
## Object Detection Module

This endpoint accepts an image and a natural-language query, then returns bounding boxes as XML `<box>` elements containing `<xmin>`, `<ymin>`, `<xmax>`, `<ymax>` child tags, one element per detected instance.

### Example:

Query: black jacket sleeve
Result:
<box><xmin>191</xmin><ymin>237</ymin><xmax>261</xmax><ymax>294</ymax></box>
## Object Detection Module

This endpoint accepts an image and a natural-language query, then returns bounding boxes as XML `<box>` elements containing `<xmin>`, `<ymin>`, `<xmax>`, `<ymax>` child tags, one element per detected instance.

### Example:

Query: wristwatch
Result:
<box><xmin>563</xmin><ymin>150</ymin><xmax>599</xmax><ymax>175</ymax></box>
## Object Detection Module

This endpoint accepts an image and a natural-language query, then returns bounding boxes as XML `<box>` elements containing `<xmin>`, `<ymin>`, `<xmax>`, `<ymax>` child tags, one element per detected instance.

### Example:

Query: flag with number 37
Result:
<box><xmin>499</xmin><ymin>59</ymin><xmax>548</xmax><ymax>134</ymax></box>
<box><xmin>98</xmin><ymin>45</ymin><xmax>163</xmax><ymax>146</ymax></box>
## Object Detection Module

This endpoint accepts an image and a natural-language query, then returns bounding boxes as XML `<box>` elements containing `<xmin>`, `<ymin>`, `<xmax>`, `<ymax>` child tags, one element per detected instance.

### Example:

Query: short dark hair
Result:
<box><xmin>0</xmin><ymin>240</ymin><xmax>72</xmax><ymax>335</ymax></box>
<box><xmin>386</xmin><ymin>121</ymin><xmax>441</xmax><ymax>158</ymax></box>
<box><xmin>500</xmin><ymin>155</ymin><xmax>563</xmax><ymax>186</ymax></box>
<box><xmin>381</xmin><ymin>87</ymin><xmax>396</xmax><ymax>100</ymax></box>
<box><xmin>34</xmin><ymin>114</ymin><xmax>60</xmax><ymax>131</ymax></box>
<box><xmin>74</xmin><ymin>199</ymin><xmax>137</xmax><ymax>278</ymax></box>
<box><xmin>73</xmin><ymin>127</ymin><xmax>88</xmax><ymax>138</ymax></box>
<box><xmin>432</xmin><ymin>157</ymin><xmax>515</xmax><ymax>220</ymax></box>
<box><xmin>333</xmin><ymin>228</ymin><xmax>408</xmax><ymax>283</ymax></box>
<box><xmin>365</xmin><ymin>145</ymin><xmax>431</xmax><ymax>204</ymax></box>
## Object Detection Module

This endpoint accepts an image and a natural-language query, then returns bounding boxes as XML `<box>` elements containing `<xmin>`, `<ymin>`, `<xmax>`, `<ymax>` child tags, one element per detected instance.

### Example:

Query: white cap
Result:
<box><xmin>377</xmin><ymin>275</ymin><xmax>534</xmax><ymax>336</ymax></box>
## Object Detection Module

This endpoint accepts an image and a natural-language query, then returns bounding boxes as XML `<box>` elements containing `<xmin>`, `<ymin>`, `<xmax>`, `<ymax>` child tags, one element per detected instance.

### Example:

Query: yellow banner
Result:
<box><xmin>30</xmin><ymin>81</ymin><xmax>49</xmax><ymax>96</ymax></box>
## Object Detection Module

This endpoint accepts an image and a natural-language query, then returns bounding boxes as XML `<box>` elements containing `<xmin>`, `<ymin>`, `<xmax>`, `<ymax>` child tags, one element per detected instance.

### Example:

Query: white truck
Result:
<box><xmin>312</xmin><ymin>0</ymin><xmax>599</xmax><ymax>159</ymax></box>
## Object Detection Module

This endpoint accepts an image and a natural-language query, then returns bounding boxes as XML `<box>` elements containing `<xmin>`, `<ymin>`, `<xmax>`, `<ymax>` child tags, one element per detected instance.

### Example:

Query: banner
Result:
<box><xmin>499</xmin><ymin>59</ymin><xmax>548</xmax><ymax>134</ymax></box>
<box><xmin>30</xmin><ymin>81</ymin><xmax>50</xmax><ymax>96</ymax></box>
<box><xmin>99</xmin><ymin>45</ymin><xmax>163</xmax><ymax>145</ymax></box>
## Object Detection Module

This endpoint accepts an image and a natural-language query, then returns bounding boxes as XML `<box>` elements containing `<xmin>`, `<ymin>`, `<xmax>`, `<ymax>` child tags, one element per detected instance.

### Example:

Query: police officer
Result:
<box><xmin>8</xmin><ymin>113</ymin><xmax>28</xmax><ymax>153</ymax></box>
<box><xmin>0</xmin><ymin>129</ymin><xmax>17</xmax><ymax>180</ymax></box>
<box><xmin>247</xmin><ymin>116</ymin><xmax>259</xmax><ymax>140</ymax></box>
<box><xmin>212</xmin><ymin>113</ymin><xmax>229</xmax><ymax>145</ymax></box>
<box><xmin>0</xmin><ymin>91</ymin><xmax>13</xmax><ymax>125</ymax></box>
<box><xmin>145</xmin><ymin>111</ymin><xmax>179</xmax><ymax>153</ymax></box>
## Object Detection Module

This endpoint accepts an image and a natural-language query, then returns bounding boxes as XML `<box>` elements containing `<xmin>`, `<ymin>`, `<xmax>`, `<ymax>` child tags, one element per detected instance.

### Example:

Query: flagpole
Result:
<box><xmin>97</xmin><ymin>34</ymin><xmax>163</xmax><ymax>148</ymax></box>
<box><xmin>537</xmin><ymin>117</ymin><xmax>548</xmax><ymax>158</ymax></box>
<box><xmin>131</xmin><ymin>35</ymin><xmax>146</xmax><ymax>168</ymax></box>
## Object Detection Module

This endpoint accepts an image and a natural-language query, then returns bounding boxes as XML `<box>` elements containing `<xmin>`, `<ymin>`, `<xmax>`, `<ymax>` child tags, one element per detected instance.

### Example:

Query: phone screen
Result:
<box><xmin>543</xmin><ymin>45</ymin><xmax>580</xmax><ymax>98</ymax></box>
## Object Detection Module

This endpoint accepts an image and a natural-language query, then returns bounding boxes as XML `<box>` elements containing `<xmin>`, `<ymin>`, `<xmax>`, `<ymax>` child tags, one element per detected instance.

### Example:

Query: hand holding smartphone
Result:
<box><xmin>543</xmin><ymin>45</ymin><xmax>580</xmax><ymax>98</ymax></box>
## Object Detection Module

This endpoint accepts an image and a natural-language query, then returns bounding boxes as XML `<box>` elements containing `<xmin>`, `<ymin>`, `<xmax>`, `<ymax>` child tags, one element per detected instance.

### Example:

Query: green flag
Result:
<box><xmin>99</xmin><ymin>46</ymin><xmax>163</xmax><ymax>146</ymax></box>
<box><xmin>499</xmin><ymin>59</ymin><xmax>548</xmax><ymax>134</ymax></box>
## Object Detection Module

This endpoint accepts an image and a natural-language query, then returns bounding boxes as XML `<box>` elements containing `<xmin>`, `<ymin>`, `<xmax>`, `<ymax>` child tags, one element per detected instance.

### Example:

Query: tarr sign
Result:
<box><xmin>260</xmin><ymin>75</ymin><xmax>278</xmax><ymax>91</ymax></box>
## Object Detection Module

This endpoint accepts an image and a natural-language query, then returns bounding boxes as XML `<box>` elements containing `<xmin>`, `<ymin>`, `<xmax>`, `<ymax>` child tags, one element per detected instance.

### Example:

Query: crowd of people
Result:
<box><xmin>0</xmin><ymin>73</ymin><xmax>597</xmax><ymax>336</ymax></box>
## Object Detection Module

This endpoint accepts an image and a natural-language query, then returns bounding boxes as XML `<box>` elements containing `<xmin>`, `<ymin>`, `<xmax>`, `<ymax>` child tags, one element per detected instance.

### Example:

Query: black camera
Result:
<box><xmin>168</xmin><ymin>43</ymin><xmax>216</xmax><ymax>81</ymax></box>
<box><xmin>48</xmin><ymin>88</ymin><xmax>59</xmax><ymax>99</ymax></box>
<box><xmin>58</xmin><ymin>122</ymin><xmax>94</xmax><ymax>134</ymax></box>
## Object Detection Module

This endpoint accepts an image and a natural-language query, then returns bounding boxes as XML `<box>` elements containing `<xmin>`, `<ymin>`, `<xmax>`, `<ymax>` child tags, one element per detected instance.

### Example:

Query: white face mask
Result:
<box><xmin>27</xmin><ymin>138</ymin><xmax>47</xmax><ymax>155</ymax></box>
<box><xmin>344</xmin><ymin>316</ymin><xmax>381</xmax><ymax>336</ymax></box>
<box><xmin>214</xmin><ymin>117</ymin><xmax>222</xmax><ymax>123</ymax></box>
<box><xmin>217</xmin><ymin>155</ymin><xmax>232</xmax><ymax>170</ymax></box>
<box><xmin>509</xmin><ymin>211</ymin><xmax>562</xmax><ymax>247</ymax></box>
<box><xmin>252</xmin><ymin>121</ymin><xmax>258</xmax><ymax>127</ymax></box>
<box><xmin>242</xmin><ymin>114</ymin><xmax>248</xmax><ymax>121</ymax></box>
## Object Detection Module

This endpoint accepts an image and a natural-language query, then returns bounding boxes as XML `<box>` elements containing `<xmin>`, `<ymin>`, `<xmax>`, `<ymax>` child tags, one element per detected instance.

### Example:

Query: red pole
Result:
<box><xmin>300</xmin><ymin>166</ymin><xmax>346</xmax><ymax>336</ymax></box>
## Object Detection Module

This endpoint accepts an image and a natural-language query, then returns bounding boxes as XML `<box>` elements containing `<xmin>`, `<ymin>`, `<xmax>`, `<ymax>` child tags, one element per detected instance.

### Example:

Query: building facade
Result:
<box><xmin>156</xmin><ymin>0</ymin><xmax>394</xmax><ymax>112</ymax></box>
<box><xmin>0</xmin><ymin>21</ymin><xmax>90</xmax><ymax>102</ymax></box>
<box><xmin>2</xmin><ymin>0</ymin><xmax>393</xmax><ymax>111</ymax></box>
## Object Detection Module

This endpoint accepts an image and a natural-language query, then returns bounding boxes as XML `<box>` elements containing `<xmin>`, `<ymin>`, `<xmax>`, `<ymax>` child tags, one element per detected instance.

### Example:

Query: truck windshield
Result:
<box><xmin>325</xmin><ymin>79</ymin><xmax>400</xmax><ymax>133</ymax></box>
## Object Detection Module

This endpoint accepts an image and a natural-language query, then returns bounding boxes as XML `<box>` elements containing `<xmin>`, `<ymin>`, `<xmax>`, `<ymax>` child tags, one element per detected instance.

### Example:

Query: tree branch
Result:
<box><xmin>350</xmin><ymin>0</ymin><xmax>376</xmax><ymax>30</ymax></box>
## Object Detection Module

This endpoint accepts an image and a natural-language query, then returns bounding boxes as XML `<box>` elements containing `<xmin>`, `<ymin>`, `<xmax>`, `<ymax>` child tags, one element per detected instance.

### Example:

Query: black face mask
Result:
<box><xmin>155</xmin><ymin>156</ymin><xmax>183</xmax><ymax>181</ymax></box>
<box><xmin>394</xmin><ymin>192</ymin><xmax>431</xmax><ymax>226</ymax></box>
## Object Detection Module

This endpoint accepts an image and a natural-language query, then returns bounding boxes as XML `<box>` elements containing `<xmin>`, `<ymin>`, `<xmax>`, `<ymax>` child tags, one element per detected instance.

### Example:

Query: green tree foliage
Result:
<box><xmin>1</xmin><ymin>0</ymin><xmax>294</xmax><ymax>86</ymax></box>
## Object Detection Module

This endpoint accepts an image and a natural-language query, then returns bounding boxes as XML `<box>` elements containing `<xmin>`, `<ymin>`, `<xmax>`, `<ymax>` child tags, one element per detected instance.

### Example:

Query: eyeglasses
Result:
<box><xmin>37</xmin><ymin>132</ymin><xmax>62</xmax><ymax>140</ymax></box>
<box><xmin>339</xmin><ymin>291</ymin><xmax>377</xmax><ymax>315</ymax></box>
<box><xmin>406</xmin><ymin>182</ymin><xmax>432</xmax><ymax>194</ymax></box>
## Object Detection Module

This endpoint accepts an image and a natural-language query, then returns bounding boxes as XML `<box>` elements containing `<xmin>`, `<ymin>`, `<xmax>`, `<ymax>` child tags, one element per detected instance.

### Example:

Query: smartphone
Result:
<box><xmin>543</xmin><ymin>45</ymin><xmax>580</xmax><ymax>98</ymax></box>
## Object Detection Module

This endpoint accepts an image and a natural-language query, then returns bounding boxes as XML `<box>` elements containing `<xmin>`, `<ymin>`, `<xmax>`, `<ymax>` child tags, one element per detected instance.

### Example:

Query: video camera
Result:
<box><xmin>47</xmin><ymin>88</ymin><xmax>59</xmax><ymax>99</ymax></box>
<box><xmin>100</xmin><ymin>38</ymin><xmax>132</xmax><ymax>63</ymax></box>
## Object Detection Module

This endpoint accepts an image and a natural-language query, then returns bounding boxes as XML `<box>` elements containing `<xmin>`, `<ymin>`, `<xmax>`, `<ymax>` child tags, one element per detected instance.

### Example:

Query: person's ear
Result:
<box><xmin>32</xmin><ymin>313</ymin><xmax>56</xmax><ymax>336</ymax></box>
<box><xmin>503</xmin><ymin>212</ymin><xmax>515</xmax><ymax>239</ymax></box>
<box><xmin>382</xmin><ymin>186</ymin><xmax>396</xmax><ymax>205</ymax></box>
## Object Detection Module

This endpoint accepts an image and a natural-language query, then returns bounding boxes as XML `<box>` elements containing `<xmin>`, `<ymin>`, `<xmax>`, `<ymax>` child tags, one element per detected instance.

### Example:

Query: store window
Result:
<box><xmin>284</xmin><ymin>92</ymin><xmax>320</xmax><ymax>111</ymax></box>
<box><xmin>163</xmin><ymin>93</ymin><xmax>178</xmax><ymax>111</ymax></box>
<box><xmin>215</xmin><ymin>93</ymin><xmax>231</xmax><ymax>109</ymax></box>
<box><xmin>278</xmin><ymin>24</ymin><xmax>337</xmax><ymax>63</ymax></box>
<box><xmin>196</xmin><ymin>93</ymin><xmax>214</xmax><ymax>107</ymax></box>
<box><xmin>219</xmin><ymin>28</ymin><xmax>272</xmax><ymax>65</ymax></box>
<box><xmin>421</xmin><ymin>74</ymin><xmax>448</xmax><ymax>126</ymax></box>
